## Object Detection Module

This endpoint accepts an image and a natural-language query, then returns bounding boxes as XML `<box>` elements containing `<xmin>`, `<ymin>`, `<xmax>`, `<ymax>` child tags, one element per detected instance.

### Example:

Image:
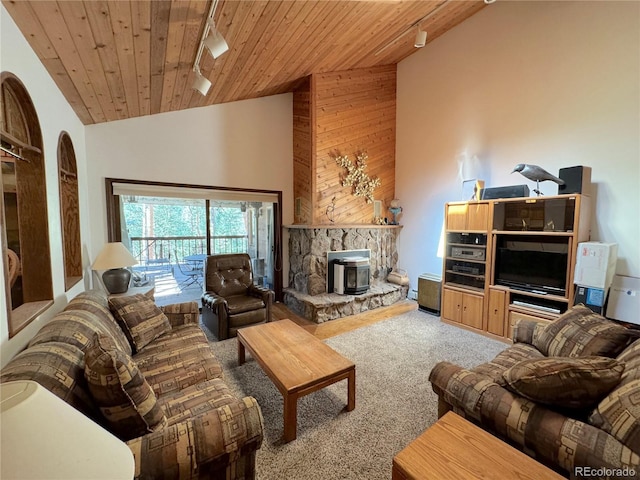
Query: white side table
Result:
<box><xmin>108</xmin><ymin>284</ymin><xmax>155</xmax><ymax>301</ymax></box>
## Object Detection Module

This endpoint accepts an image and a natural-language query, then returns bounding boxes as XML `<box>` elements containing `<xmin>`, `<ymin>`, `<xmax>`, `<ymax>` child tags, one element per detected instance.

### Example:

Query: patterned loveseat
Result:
<box><xmin>0</xmin><ymin>289</ymin><xmax>263</xmax><ymax>479</ymax></box>
<box><xmin>429</xmin><ymin>305</ymin><xmax>640</xmax><ymax>479</ymax></box>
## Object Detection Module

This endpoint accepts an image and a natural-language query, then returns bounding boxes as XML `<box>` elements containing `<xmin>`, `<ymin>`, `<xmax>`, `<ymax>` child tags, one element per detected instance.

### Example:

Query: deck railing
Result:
<box><xmin>129</xmin><ymin>235</ymin><xmax>249</xmax><ymax>265</ymax></box>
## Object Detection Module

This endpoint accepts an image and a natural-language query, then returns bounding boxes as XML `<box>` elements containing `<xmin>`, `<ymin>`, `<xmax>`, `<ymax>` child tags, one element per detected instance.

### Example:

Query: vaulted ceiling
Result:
<box><xmin>2</xmin><ymin>0</ymin><xmax>486</xmax><ymax>125</ymax></box>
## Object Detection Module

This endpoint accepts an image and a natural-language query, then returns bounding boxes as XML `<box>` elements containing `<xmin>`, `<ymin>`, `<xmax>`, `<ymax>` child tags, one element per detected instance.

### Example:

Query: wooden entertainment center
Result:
<box><xmin>441</xmin><ymin>194</ymin><xmax>591</xmax><ymax>341</ymax></box>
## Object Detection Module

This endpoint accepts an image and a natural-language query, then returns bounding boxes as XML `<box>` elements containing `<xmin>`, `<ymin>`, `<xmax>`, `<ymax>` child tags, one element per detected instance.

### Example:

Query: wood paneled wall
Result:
<box><xmin>293</xmin><ymin>76</ymin><xmax>313</xmax><ymax>224</ymax></box>
<box><xmin>293</xmin><ymin>65</ymin><xmax>396</xmax><ymax>225</ymax></box>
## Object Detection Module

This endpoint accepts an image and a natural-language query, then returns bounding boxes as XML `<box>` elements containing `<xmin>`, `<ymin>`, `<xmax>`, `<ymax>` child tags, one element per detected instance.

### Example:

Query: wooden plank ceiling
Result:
<box><xmin>2</xmin><ymin>0</ymin><xmax>486</xmax><ymax>125</ymax></box>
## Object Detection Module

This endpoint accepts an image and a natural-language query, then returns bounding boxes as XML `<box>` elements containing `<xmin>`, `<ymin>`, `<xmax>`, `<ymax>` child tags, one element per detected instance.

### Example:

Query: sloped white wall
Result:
<box><xmin>396</xmin><ymin>1</ymin><xmax>640</xmax><ymax>291</ymax></box>
<box><xmin>84</xmin><ymin>93</ymin><xmax>293</xmax><ymax>278</ymax></box>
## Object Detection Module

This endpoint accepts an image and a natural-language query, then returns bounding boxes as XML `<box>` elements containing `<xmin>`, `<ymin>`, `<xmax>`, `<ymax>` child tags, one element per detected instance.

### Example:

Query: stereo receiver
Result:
<box><xmin>452</xmin><ymin>264</ymin><xmax>481</xmax><ymax>275</ymax></box>
<box><xmin>451</xmin><ymin>246</ymin><xmax>485</xmax><ymax>260</ymax></box>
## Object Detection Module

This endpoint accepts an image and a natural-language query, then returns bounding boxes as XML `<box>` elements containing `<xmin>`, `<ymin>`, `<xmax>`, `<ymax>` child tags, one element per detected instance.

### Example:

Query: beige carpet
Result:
<box><xmin>205</xmin><ymin>310</ymin><xmax>507</xmax><ymax>480</ymax></box>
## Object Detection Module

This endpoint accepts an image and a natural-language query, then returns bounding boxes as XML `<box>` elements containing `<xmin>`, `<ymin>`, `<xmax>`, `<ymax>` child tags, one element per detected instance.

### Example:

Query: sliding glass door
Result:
<box><xmin>106</xmin><ymin>179</ymin><xmax>282</xmax><ymax>305</ymax></box>
<box><xmin>209</xmin><ymin>201</ymin><xmax>274</xmax><ymax>288</ymax></box>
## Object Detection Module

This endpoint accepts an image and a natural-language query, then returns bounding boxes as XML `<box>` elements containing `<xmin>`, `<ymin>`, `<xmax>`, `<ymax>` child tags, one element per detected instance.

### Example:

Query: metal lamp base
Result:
<box><xmin>102</xmin><ymin>268</ymin><xmax>131</xmax><ymax>294</ymax></box>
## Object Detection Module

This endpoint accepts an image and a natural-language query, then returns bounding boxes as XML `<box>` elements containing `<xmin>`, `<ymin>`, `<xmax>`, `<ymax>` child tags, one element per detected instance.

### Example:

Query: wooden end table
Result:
<box><xmin>237</xmin><ymin>319</ymin><xmax>355</xmax><ymax>442</ymax></box>
<box><xmin>392</xmin><ymin>412</ymin><xmax>565</xmax><ymax>480</ymax></box>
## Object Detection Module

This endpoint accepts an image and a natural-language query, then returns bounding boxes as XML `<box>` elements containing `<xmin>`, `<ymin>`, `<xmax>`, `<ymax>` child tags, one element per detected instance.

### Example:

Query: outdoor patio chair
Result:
<box><xmin>144</xmin><ymin>256</ymin><xmax>172</xmax><ymax>275</ymax></box>
<box><xmin>131</xmin><ymin>270</ymin><xmax>149</xmax><ymax>287</ymax></box>
<box><xmin>201</xmin><ymin>253</ymin><xmax>274</xmax><ymax>340</ymax></box>
<box><xmin>173</xmin><ymin>251</ymin><xmax>203</xmax><ymax>289</ymax></box>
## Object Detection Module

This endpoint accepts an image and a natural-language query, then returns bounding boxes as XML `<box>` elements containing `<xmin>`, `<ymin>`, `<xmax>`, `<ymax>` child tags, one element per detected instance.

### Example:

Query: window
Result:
<box><xmin>105</xmin><ymin>179</ymin><xmax>283</xmax><ymax>303</ymax></box>
<box><xmin>1</xmin><ymin>72</ymin><xmax>53</xmax><ymax>336</ymax></box>
<box><xmin>57</xmin><ymin>132</ymin><xmax>82</xmax><ymax>290</ymax></box>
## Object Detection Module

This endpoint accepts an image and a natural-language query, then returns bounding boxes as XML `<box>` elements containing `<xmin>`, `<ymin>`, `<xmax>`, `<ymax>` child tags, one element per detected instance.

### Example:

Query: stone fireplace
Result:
<box><xmin>284</xmin><ymin>225</ymin><xmax>408</xmax><ymax>323</ymax></box>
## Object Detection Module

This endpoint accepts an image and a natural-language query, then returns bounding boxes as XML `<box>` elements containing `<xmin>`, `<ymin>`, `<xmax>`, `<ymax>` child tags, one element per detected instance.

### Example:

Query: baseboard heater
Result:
<box><xmin>418</xmin><ymin>273</ymin><xmax>441</xmax><ymax>316</ymax></box>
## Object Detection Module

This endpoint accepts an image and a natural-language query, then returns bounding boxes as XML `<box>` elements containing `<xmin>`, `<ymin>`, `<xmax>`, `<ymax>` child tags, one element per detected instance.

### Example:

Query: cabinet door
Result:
<box><xmin>467</xmin><ymin>203</ymin><xmax>489</xmax><ymax>231</ymax></box>
<box><xmin>461</xmin><ymin>293</ymin><xmax>483</xmax><ymax>329</ymax></box>
<box><xmin>487</xmin><ymin>289</ymin><xmax>506</xmax><ymax>336</ymax></box>
<box><xmin>442</xmin><ymin>288</ymin><xmax>462</xmax><ymax>323</ymax></box>
<box><xmin>446</xmin><ymin>204</ymin><xmax>468</xmax><ymax>231</ymax></box>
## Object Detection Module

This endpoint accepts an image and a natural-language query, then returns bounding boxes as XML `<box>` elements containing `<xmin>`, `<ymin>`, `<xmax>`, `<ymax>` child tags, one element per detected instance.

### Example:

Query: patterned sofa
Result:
<box><xmin>429</xmin><ymin>305</ymin><xmax>640</xmax><ymax>479</ymax></box>
<box><xmin>0</xmin><ymin>290</ymin><xmax>263</xmax><ymax>479</ymax></box>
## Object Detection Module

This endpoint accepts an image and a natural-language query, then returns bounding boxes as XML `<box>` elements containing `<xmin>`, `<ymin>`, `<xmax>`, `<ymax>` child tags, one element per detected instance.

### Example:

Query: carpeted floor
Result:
<box><xmin>205</xmin><ymin>309</ymin><xmax>507</xmax><ymax>480</ymax></box>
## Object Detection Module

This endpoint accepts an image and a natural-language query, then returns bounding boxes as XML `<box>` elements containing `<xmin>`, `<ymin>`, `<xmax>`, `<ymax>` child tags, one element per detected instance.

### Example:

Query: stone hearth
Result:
<box><xmin>284</xmin><ymin>282</ymin><xmax>409</xmax><ymax>323</ymax></box>
<box><xmin>285</xmin><ymin>225</ymin><xmax>406</xmax><ymax>322</ymax></box>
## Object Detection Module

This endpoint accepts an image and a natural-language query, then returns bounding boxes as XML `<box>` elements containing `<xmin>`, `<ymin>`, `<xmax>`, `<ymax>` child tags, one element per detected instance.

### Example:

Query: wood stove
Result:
<box><xmin>333</xmin><ymin>257</ymin><xmax>370</xmax><ymax>295</ymax></box>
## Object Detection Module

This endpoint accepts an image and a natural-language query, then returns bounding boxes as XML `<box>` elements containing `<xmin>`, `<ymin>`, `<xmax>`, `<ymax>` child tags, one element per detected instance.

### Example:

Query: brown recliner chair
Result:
<box><xmin>201</xmin><ymin>253</ymin><xmax>274</xmax><ymax>340</ymax></box>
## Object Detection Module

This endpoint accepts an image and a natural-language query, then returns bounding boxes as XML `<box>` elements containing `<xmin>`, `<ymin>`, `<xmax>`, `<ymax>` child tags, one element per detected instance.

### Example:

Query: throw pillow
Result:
<box><xmin>533</xmin><ymin>304</ymin><xmax>636</xmax><ymax>358</ymax></box>
<box><xmin>84</xmin><ymin>333</ymin><xmax>167</xmax><ymax>441</ymax></box>
<box><xmin>66</xmin><ymin>290</ymin><xmax>133</xmax><ymax>355</ymax></box>
<box><xmin>109</xmin><ymin>294</ymin><xmax>171</xmax><ymax>352</ymax></box>
<box><xmin>588</xmin><ymin>378</ymin><xmax>640</xmax><ymax>455</ymax></box>
<box><xmin>502</xmin><ymin>356</ymin><xmax>625</xmax><ymax>409</ymax></box>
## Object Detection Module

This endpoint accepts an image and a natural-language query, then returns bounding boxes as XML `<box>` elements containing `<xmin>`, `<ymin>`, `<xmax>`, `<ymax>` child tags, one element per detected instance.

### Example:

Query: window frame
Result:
<box><xmin>105</xmin><ymin>178</ymin><xmax>284</xmax><ymax>301</ymax></box>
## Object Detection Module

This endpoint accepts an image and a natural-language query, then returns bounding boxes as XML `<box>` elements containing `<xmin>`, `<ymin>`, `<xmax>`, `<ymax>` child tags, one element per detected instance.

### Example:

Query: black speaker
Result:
<box><xmin>480</xmin><ymin>184</ymin><xmax>529</xmax><ymax>200</ymax></box>
<box><xmin>558</xmin><ymin>166</ymin><xmax>591</xmax><ymax>195</ymax></box>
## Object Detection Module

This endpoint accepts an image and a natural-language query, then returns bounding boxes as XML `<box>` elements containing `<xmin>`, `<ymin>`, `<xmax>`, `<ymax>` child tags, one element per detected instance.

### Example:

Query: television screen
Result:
<box><xmin>494</xmin><ymin>238</ymin><xmax>568</xmax><ymax>295</ymax></box>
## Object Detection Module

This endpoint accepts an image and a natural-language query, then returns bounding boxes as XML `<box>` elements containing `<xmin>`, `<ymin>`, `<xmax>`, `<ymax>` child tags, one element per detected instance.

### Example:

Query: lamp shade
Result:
<box><xmin>192</xmin><ymin>70</ymin><xmax>212</xmax><ymax>96</ymax></box>
<box><xmin>1</xmin><ymin>380</ymin><xmax>134</xmax><ymax>480</ymax></box>
<box><xmin>414</xmin><ymin>29</ymin><xmax>427</xmax><ymax>48</ymax></box>
<box><xmin>203</xmin><ymin>30</ymin><xmax>229</xmax><ymax>59</ymax></box>
<box><xmin>92</xmin><ymin>242</ymin><xmax>138</xmax><ymax>270</ymax></box>
<box><xmin>92</xmin><ymin>242</ymin><xmax>138</xmax><ymax>294</ymax></box>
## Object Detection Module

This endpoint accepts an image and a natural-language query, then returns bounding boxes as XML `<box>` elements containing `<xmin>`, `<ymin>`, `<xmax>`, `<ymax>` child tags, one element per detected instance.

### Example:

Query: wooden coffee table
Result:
<box><xmin>392</xmin><ymin>412</ymin><xmax>565</xmax><ymax>479</ymax></box>
<box><xmin>237</xmin><ymin>319</ymin><xmax>356</xmax><ymax>442</ymax></box>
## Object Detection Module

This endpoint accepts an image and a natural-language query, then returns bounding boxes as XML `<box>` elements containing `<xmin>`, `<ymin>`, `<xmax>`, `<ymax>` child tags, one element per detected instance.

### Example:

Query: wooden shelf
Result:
<box><xmin>443</xmin><ymin>283</ymin><xmax>484</xmax><ymax>294</ymax></box>
<box><xmin>9</xmin><ymin>300</ymin><xmax>54</xmax><ymax>338</ymax></box>
<box><xmin>492</xmin><ymin>230</ymin><xmax>574</xmax><ymax>236</ymax></box>
<box><xmin>445</xmin><ymin>256</ymin><xmax>485</xmax><ymax>265</ymax></box>
<box><xmin>445</xmin><ymin>270</ymin><xmax>484</xmax><ymax>279</ymax></box>
<box><xmin>509</xmin><ymin>304</ymin><xmax>561</xmax><ymax>321</ymax></box>
<box><xmin>506</xmin><ymin>288</ymin><xmax>569</xmax><ymax>304</ymax></box>
<box><xmin>448</xmin><ymin>242</ymin><xmax>486</xmax><ymax>248</ymax></box>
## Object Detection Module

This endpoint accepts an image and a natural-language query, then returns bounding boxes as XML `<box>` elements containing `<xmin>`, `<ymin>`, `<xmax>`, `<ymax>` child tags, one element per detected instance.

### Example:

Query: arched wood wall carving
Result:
<box><xmin>58</xmin><ymin>131</ymin><xmax>82</xmax><ymax>290</ymax></box>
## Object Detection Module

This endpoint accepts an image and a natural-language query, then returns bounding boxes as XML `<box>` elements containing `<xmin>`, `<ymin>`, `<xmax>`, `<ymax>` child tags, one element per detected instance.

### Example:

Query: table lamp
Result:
<box><xmin>92</xmin><ymin>242</ymin><xmax>138</xmax><ymax>294</ymax></box>
<box><xmin>1</xmin><ymin>380</ymin><xmax>135</xmax><ymax>480</ymax></box>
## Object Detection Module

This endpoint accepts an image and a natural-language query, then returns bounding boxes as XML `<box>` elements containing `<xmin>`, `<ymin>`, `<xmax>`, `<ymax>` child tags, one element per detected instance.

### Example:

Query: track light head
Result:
<box><xmin>204</xmin><ymin>29</ymin><xmax>229</xmax><ymax>59</ymax></box>
<box><xmin>414</xmin><ymin>29</ymin><xmax>427</xmax><ymax>48</ymax></box>
<box><xmin>192</xmin><ymin>69</ymin><xmax>212</xmax><ymax>96</ymax></box>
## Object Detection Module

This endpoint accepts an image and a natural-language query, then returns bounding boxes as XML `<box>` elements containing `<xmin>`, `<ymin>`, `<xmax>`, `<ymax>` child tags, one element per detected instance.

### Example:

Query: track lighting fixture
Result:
<box><xmin>203</xmin><ymin>20</ymin><xmax>228</xmax><ymax>59</ymax></box>
<box><xmin>192</xmin><ymin>67</ymin><xmax>212</xmax><ymax>96</ymax></box>
<box><xmin>414</xmin><ymin>29</ymin><xmax>427</xmax><ymax>48</ymax></box>
<box><xmin>374</xmin><ymin>0</ymin><xmax>449</xmax><ymax>56</ymax></box>
<box><xmin>191</xmin><ymin>0</ymin><xmax>227</xmax><ymax>96</ymax></box>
